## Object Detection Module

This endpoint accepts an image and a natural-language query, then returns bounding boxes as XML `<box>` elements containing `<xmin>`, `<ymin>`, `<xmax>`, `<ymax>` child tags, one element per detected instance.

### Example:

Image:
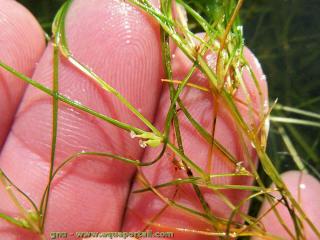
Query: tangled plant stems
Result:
<box><xmin>0</xmin><ymin>0</ymin><xmax>319</xmax><ymax>239</ymax></box>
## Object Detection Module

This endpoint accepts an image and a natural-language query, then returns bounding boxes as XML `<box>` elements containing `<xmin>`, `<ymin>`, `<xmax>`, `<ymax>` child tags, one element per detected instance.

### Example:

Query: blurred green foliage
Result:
<box><xmin>241</xmin><ymin>0</ymin><xmax>320</xmax><ymax>177</ymax></box>
<box><xmin>18</xmin><ymin>0</ymin><xmax>319</xmax><ymax>176</ymax></box>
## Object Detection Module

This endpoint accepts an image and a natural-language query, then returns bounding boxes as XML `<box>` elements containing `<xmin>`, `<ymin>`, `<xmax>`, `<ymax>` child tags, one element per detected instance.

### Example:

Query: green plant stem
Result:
<box><xmin>0</xmin><ymin>60</ymin><xmax>146</xmax><ymax>135</ymax></box>
<box><xmin>39</xmin><ymin>41</ymin><xmax>59</xmax><ymax>232</ymax></box>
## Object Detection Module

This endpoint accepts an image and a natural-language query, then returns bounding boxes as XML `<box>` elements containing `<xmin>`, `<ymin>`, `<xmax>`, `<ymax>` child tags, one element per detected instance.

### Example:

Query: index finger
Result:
<box><xmin>0</xmin><ymin>0</ymin><xmax>45</xmax><ymax>148</ymax></box>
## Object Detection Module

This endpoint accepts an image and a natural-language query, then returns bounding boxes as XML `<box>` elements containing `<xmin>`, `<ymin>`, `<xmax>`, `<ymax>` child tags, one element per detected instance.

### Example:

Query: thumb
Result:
<box><xmin>256</xmin><ymin>171</ymin><xmax>320</xmax><ymax>239</ymax></box>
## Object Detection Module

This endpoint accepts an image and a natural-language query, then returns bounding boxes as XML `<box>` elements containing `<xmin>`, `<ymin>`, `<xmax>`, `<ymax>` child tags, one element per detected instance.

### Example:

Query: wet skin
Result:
<box><xmin>0</xmin><ymin>0</ymin><xmax>319</xmax><ymax>239</ymax></box>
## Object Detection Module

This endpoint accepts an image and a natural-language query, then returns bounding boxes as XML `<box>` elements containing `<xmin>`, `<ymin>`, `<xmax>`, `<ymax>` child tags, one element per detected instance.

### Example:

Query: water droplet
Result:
<box><xmin>252</xmin><ymin>55</ymin><xmax>261</xmax><ymax>69</ymax></box>
<box><xmin>125</xmin><ymin>39</ymin><xmax>131</xmax><ymax>44</ymax></box>
<box><xmin>171</xmin><ymin>54</ymin><xmax>176</xmax><ymax>59</ymax></box>
<box><xmin>263</xmin><ymin>99</ymin><xmax>268</xmax><ymax>109</ymax></box>
<box><xmin>139</xmin><ymin>140</ymin><xmax>147</xmax><ymax>148</ymax></box>
<box><xmin>299</xmin><ymin>183</ymin><xmax>306</xmax><ymax>189</ymax></box>
<box><xmin>214</xmin><ymin>40</ymin><xmax>220</xmax><ymax>49</ymax></box>
<box><xmin>264</xmin><ymin>116</ymin><xmax>270</xmax><ymax>135</ymax></box>
<box><xmin>236</xmin><ymin>25</ymin><xmax>243</xmax><ymax>32</ymax></box>
<box><xmin>73</xmin><ymin>100</ymin><xmax>82</xmax><ymax>105</ymax></box>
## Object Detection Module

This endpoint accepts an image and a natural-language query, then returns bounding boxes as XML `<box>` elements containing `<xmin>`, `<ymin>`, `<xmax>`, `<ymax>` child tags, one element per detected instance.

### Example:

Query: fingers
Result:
<box><xmin>123</xmin><ymin>40</ymin><xmax>268</xmax><ymax>239</ymax></box>
<box><xmin>255</xmin><ymin>171</ymin><xmax>320</xmax><ymax>240</ymax></box>
<box><xmin>0</xmin><ymin>0</ymin><xmax>45</xmax><ymax>148</ymax></box>
<box><xmin>0</xmin><ymin>0</ymin><xmax>162</xmax><ymax>238</ymax></box>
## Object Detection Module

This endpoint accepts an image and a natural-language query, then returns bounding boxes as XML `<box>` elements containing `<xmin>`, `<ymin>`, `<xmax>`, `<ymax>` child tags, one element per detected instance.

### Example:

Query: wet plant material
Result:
<box><xmin>0</xmin><ymin>0</ymin><xmax>319</xmax><ymax>239</ymax></box>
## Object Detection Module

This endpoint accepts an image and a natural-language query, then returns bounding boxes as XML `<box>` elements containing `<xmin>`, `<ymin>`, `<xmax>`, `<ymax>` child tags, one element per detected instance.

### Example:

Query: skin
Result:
<box><xmin>255</xmin><ymin>171</ymin><xmax>320</xmax><ymax>240</ymax></box>
<box><xmin>0</xmin><ymin>0</ymin><xmax>46</xmax><ymax>148</ymax></box>
<box><xmin>0</xmin><ymin>0</ymin><xmax>319</xmax><ymax>239</ymax></box>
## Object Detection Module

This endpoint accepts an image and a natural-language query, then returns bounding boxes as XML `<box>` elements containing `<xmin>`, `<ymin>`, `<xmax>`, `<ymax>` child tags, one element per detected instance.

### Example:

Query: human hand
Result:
<box><xmin>0</xmin><ymin>1</ymin><xmax>319</xmax><ymax>240</ymax></box>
